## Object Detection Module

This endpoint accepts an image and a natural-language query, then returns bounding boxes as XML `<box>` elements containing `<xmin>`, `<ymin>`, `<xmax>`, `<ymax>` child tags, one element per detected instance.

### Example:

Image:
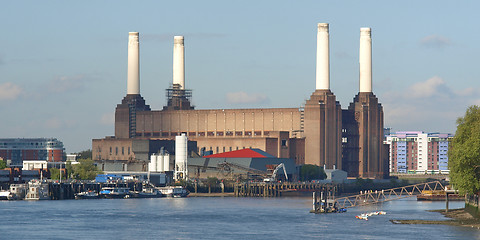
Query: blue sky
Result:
<box><xmin>1</xmin><ymin>1</ymin><xmax>479</xmax><ymax>153</ymax></box>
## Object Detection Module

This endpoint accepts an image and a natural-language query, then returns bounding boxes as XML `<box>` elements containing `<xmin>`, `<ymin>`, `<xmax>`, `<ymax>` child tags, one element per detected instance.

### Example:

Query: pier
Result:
<box><xmin>234</xmin><ymin>182</ymin><xmax>335</xmax><ymax>197</ymax></box>
<box><xmin>310</xmin><ymin>181</ymin><xmax>447</xmax><ymax>213</ymax></box>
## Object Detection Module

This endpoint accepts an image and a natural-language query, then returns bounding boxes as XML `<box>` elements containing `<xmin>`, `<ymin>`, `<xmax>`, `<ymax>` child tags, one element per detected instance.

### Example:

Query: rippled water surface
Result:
<box><xmin>0</xmin><ymin>197</ymin><xmax>478</xmax><ymax>239</ymax></box>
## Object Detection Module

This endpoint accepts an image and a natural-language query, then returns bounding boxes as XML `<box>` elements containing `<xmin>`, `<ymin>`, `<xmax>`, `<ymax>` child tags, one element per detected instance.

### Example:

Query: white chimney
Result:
<box><xmin>173</xmin><ymin>36</ymin><xmax>185</xmax><ymax>89</ymax></box>
<box><xmin>127</xmin><ymin>32</ymin><xmax>140</xmax><ymax>95</ymax></box>
<box><xmin>316</xmin><ymin>23</ymin><xmax>330</xmax><ymax>90</ymax></box>
<box><xmin>359</xmin><ymin>28</ymin><xmax>372</xmax><ymax>93</ymax></box>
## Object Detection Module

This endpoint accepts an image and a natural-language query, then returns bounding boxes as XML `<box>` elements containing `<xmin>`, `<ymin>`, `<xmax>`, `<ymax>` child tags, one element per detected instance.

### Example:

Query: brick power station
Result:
<box><xmin>93</xmin><ymin>24</ymin><xmax>388</xmax><ymax>179</ymax></box>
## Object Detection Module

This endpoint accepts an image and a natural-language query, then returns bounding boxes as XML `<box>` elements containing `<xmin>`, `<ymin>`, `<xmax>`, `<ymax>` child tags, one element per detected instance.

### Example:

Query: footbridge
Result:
<box><xmin>333</xmin><ymin>181</ymin><xmax>445</xmax><ymax>209</ymax></box>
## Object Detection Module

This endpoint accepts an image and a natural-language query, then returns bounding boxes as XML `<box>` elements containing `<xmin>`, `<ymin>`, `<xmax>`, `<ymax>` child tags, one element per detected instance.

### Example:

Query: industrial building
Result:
<box><xmin>0</xmin><ymin>138</ymin><xmax>64</xmax><ymax>167</ymax></box>
<box><xmin>187</xmin><ymin>148</ymin><xmax>296</xmax><ymax>181</ymax></box>
<box><xmin>93</xmin><ymin>23</ymin><xmax>388</xmax><ymax>179</ymax></box>
<box><xmin>92</xmin><ymin>137</ymin><xmax>196</xmax><ymax>172</ymax></box>
<box><xmin>385</xmin><ymin>131</ymin><xmax>453</xmax><ymax>174</ymax></box>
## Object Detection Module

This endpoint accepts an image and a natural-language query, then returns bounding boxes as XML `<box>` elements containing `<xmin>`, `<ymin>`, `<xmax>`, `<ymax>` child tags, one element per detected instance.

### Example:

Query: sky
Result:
<box><xmin>1</xmin><ymin>1</ymin><xmax>479</xmax><ymax>153</ymax></box>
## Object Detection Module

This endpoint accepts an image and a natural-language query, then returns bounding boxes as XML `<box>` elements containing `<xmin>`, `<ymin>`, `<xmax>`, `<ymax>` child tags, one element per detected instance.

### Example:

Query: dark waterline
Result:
<box><xmin>0</xmin><ymin>197</ymin><xmax>478</xmax><ymax>240</ymax></box>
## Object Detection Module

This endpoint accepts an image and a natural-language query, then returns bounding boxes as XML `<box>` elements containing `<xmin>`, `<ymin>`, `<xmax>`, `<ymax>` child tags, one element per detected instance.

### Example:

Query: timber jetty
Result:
<box><xmin>6</xmin><ymin>181</ymin><xmax>335</xmax><ymax>200</ymax></box>
<box><xmin>234</xmin><ymin>182</ymin><xmax>335</xmax><ymax>197</ymax></box>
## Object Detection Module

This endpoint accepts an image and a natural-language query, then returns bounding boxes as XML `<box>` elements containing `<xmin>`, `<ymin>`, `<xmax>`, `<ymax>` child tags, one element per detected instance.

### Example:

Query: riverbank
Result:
<box><xmin>391</xmin><ymin>208</ymin><xmax>480</xmax><ymax>229</ymax></box>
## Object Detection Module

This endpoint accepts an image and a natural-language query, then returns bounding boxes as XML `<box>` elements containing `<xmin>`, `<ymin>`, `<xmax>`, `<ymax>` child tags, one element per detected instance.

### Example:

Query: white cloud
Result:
<box><xmin>225</xmin><ymin>91</ymin><xmax>269</xmax><ymax>104</ymax></box>
<box><xmin>408</xmin><ymin>76</ymin><xmax>452</xmax><ymax>98</ymax></box>
<box><xmin>455</xmin><ymin>87</ymin><xmax>476</xmax><ymax>97</ymax></box>
<box><xmin>420</xmin><ymin>35</ymin><xmax>451</xmax><ymax>48</ymax></box>
<box><xmin>0</xmin><ymin>82</ymin><xmax>23</xmax><ymax>100</ymax></box>
<box><xmin>381</xmin><ymin>76</ymin><xmax>476</xmax><ymax>133</ymax></box>
<box><xmin>100</xmin><ymin>112</ymin><xmax>115</xmax><ymax>125</ymax></box>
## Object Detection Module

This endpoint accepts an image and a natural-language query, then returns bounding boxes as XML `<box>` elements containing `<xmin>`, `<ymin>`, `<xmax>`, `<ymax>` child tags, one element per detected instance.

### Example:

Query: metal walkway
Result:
<box><xmin>334</xmin><ymin>181</ymin><xmax>445</xmax><ymax>209</ymax></box>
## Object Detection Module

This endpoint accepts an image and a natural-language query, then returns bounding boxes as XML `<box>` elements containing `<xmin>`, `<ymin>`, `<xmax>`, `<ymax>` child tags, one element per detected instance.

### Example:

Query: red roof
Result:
<box><xmin>203</xmin><ymin>148</ymin><xmax>274</xmax><ymax>158</ymax></box>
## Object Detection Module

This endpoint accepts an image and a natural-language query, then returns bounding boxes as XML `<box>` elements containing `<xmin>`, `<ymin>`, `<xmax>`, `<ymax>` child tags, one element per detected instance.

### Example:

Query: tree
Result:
<box><xmin>66</xmin><ymin>161</ymin><xmax>74</xmax><ymax>179</ymax></box>
<box><xmin>77</xmin><ymin>149</ymin><xmax>92</xmax><ymax>160</ymax></box>
<box><xmin>71</xmin><ymin>158</ymin><xmax>102</xmax><ymax>180</ymax></box>
<box><xmin>0</xmin><ymin>159</ymin><xmax>6</xmax><ymax>169</ymax></box>
<box><xmin>299</xmin><ymin>164</ymin><xmax>327</xmax><ymax>181</ymax></box>
<box><xmin>449</xmin><ymin>105</ymin><xmax>480</xmax><ymax>194</ymax></box>
<box><xmin>50</xmin><ymin>168</ymin><xmax>60</xmax><ymax>180</ymax></box>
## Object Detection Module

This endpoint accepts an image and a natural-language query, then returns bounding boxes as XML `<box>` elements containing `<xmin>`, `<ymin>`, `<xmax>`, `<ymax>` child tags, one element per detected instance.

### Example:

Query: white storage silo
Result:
<box><xmin>149</xmin><ymin>154</ymin><xmax>157</xmax><ymax>172</ymax></box>
<box><xmin>175</xmin><ymin>133</ymin><xmax>188</xmax><ymax>180</ymax></box>
<box><xmin>157</xmin><ymin>154</ymin><xmax>165</xmax><ymax>173</ymax></box>
<box><xmin>163</xmin><ymin>154</ymin><xmax>170</xmax><ymax>172</ymax></box>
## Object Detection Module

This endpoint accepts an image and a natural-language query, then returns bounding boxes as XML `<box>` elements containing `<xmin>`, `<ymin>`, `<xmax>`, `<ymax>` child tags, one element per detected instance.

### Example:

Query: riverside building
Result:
<box><xmin>385</xmin><ymin>131</ymin><xmax>453</xmax><ymax>174</ymax></box>
<box><xmin>0</xmin><ymin>138</ymin><xmax>64</xmax><ymax>167</ymax></box>
<box><xmin>93</xmin><ymin>24</ymin><xmax>388</xmax><ymax>179</ymax></box>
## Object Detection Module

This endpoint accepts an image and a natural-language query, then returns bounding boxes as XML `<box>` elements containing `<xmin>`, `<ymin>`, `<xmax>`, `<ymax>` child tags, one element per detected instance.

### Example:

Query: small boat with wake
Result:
<box><xmin>355</xmin><ymin>211</ymin><xmax>386</xmax><ymax>220</ymax></box>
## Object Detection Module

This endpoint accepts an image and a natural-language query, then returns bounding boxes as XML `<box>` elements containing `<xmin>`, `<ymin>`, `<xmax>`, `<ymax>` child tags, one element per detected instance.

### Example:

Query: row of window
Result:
<box><xmin>107</xmin><ymin>147</ymin><xmax>131</xmax><ymax>156</ymax></box>
<box><xmin>136</xmin><ymin>131</ymin><xmax>273</xmax><ymax>137</ymax></box>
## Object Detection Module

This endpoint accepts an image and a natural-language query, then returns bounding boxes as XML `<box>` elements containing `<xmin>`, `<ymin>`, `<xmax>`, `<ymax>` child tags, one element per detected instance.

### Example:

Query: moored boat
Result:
<box><xmin>157</xmin><ymin>186</ymin><xmax>189</xmax><ymax>198</ymax></box>
<box><xmin>0</xmin><ymin>190</ymin><xmax>11</xmax><ymax>200</ymax></box>
<box><xmin>99</xmin><ymin>187</ymin><xmax>130</xmax><ymax>199</ymax></box>
<box><xmin>8</xmin><ymin>184</ymin><xmax>27</xmax><ymax>200</ymax></box>
<box><xmin>417</xmin><ymin>190</ymin><xmax>464</xmax><ymax>201</ymax></box>
<box><xmin>131</xmin><ymin>183</ymin><xmax>164</xmax><ymax>198</ymax></box>
<box><xmin>75</xmin><ymin>190</ymin><xmax>100</xmax><ymax>200</ymax></box>
<box><xmin>25</xmin><ymin>180</ymin><xmax>50</xmax><ymax>200</ymax></box>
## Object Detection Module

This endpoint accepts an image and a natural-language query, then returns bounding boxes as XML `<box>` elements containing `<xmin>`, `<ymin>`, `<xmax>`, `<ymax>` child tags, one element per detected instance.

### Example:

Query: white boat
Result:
<box><xmin>25</xmin><ymin>181</ymin><xmax>50</xmax><ymax>200</ymax></box>
<box><xmin>355</xmin><ymin>211</ymin><xmax>386</xmax><ymax>220</ymax></box>
<box><xmin>0</xmin><ymin>191</ymin><xmax>11</xmax><ymax>200</ymax></box>
<box><xmin>8</xmin><ymin>184</ymin><xmax>27</xmax><ymax>200</ymax></box>
<box><xmin>75</xmin><ymin>191</ymin><xmax>100</xmax><ymax>200</ymax></box>
<box><xmin>157</xmin><ymin>186</ymin><xmax>189</xmax><ymax>198</ymax></box>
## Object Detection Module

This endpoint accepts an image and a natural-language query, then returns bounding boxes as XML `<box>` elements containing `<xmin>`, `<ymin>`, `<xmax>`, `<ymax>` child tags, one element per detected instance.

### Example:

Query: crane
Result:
<box><xmin>264</xmin><ymin>163</ymin><xmax>288</xmax><ymax>182</ymax></box>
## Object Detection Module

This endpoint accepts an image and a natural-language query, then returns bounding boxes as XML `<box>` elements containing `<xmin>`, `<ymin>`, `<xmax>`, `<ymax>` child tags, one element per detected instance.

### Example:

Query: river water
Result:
<box><xmin>0</xmin><ymin>197</ymin><xmax>478</xmax><ymax>240</ymax></box>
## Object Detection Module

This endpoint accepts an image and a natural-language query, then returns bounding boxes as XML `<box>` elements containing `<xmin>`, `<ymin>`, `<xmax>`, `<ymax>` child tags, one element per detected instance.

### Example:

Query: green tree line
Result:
<box><xmin>50</xmin><ymin>149</ymin><xmax>101</xmax><ymax>180</ymax></box>
<box><xmin>449</xmin><ymin>105</ymin><xmax>480</xmax><ymax>194</ymax></box>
